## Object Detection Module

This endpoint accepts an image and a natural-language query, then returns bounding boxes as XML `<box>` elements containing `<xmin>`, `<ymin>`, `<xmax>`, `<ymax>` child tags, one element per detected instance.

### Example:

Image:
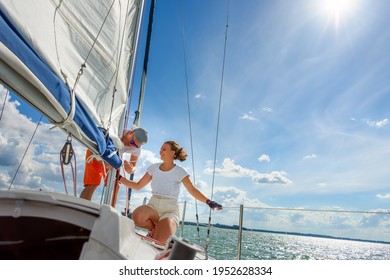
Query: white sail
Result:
<box><xmin>0</xmin><ymin>0</ymin><xmax>144</xmax><ymax>168</ymax></box>
<box><xmin>0</xmin><ymin>0</ymin><xmax>210</xmax><ymax>260</ymax></box>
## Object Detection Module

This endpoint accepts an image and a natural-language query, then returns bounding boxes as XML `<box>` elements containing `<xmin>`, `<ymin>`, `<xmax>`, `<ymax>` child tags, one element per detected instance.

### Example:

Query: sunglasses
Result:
<box><xmin>130</xmin><ymin>139</ymin><xmax>140</xmax><ymax>148</ymax></box>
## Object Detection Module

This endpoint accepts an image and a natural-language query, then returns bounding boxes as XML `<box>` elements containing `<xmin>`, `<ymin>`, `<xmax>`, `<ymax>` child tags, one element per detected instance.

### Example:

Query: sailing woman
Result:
<box><xmin>118</xmin><ymin>140</ymin><xmax>222</xmax><ymax>244</ymax></box>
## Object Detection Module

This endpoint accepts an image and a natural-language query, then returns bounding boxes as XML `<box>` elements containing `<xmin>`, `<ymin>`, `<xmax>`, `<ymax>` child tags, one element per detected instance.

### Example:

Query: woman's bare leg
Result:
<box><xmin>154</xmin><ymin>218</ymin><xmax>177</xmax><ymax>244</ymax></box>
<box><xmin>132</xmin><ymin>205</ymin><xmax>159</xmax><ymax>231</ymax></box>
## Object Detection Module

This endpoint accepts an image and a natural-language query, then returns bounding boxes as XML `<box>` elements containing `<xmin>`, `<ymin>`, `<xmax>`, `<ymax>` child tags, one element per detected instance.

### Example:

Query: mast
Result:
<box><xmin>133</xmin><ymin>0</ymin><xmax>155</xmax><ymax>128</ymax></box>
<box><xmin>126</xmin><ymin>0</ymin><xmax>156</xmax><ymax>208</ymax></box>
<box><xmin>103</xmin><ymin>0</ymin><xmax>149</xmax><ymax>206</ymax></box>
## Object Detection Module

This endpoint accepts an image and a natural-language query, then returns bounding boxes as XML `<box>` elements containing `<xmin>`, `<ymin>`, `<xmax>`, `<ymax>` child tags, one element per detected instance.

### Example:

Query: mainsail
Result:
<box><xmin>0</xmin><ymin>0</ymin><xmax>145</xmax><ymax>169</ymax></box>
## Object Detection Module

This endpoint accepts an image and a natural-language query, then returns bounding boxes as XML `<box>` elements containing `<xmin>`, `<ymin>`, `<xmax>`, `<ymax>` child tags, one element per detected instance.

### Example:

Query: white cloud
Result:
<box><xmin>212</xmin><ymin>185</ymin><xmax>269</xmax><ymax>207</ymax></box>
<box><xmin>0</xmin><ymin>87</ymin><xmax>85</xmax><ymax>191</ymax></box>
<box><xmin>252</xmin><ymin>171</ymin><xmax>292</xmax><ymax>184</ymax></box>
<box><xmin>262</xmin><ymin>107</ymin><xmax>272</xmax><ymax>113</ymax></box>
<box><xmin>122</xmin><ymin>149</ymin><xmax>161</xmax><ymax>182</ymax></box>
<box><xmin>258</xmin><ymin>154</ymin><xmax>270</xmax><ymax>162</ymax></box>
<box><xmin>195</xmin><ymin>93</ymin><xmax>206</xmax><ymax>99</ymax></box>
<box><xmin>376</xmin><ymin>194</ymin><xmax>390</xmax><ymax>199</ymax></box>
<box><xmin>366</xmin><ymin>118</ymin><xmax>388</xmax><ymax>128</ymax></box>
<box><xmin>203</xmin><ymin>158</ymin><xmax>292</xmax><ymax>184</ymax></box>
<box><xmin>239</xmin><ymin>111</ymin><xmax>258</xmax><ymax>121</ymax></box>
<box><xmin>303</xmin><ymin>154</ymin><xmax>318</xmax><ymax>160</ymax></box>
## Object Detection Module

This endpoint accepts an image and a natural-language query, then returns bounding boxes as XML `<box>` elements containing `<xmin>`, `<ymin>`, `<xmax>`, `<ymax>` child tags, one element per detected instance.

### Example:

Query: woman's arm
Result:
<box><xmin>118</xmin><ymin>172</ymin><xmax>152</xmax><ymax>190</ymax></box>
<box><xmin>182</xmin><ymin>176</ymin><xmax>223</xmax><ymax>210</ymax></box>
<box><xmin>182</xmin><ymin>176</ymin><xmax>208</xmax><ymax>203</ymax></box>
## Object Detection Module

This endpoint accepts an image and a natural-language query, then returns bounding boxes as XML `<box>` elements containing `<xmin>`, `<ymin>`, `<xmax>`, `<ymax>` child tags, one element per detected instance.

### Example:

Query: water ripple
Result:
<box><xmin>179</xmin><ymin>225</ymin><xmax>390</xmax><ymax>260</ymax></box>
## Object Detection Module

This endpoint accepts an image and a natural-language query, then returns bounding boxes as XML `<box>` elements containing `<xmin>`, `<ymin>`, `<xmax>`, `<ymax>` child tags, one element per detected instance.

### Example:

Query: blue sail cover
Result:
<box><xmin>0</xmin><ymin>8</ymin><xmax>120</xmax><ymax>168</ymax></box>
<box><xmin>0</xmin><ymin>1</ymin><xmax>142</xmax><ymax>169</ymax></box>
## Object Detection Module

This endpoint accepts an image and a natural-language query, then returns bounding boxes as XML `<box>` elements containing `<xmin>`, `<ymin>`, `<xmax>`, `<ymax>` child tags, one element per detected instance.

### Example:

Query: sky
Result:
<box><xmin>1</xmin><ymin>0</ymin><xmax>390</xmax><ymax>243</ymax></box>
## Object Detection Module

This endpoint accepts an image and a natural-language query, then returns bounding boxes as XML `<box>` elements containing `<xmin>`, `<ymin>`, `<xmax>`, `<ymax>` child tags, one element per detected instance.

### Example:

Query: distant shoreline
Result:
<box><xmin>181</xmin><ymin>221</ymin><xmax>390</xmax><ymax>245</ymax></box>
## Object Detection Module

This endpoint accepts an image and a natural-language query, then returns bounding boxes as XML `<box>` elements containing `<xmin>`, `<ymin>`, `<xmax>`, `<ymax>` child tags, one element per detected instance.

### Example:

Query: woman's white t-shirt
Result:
<box><xmin>147</xmin><ymin>163</ymin><xmax>189</xmax><ymax>200</ymax></box>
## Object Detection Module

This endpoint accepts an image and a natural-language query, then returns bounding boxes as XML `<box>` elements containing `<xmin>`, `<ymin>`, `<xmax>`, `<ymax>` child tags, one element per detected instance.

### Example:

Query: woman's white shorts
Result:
<box><xmin>147</xmin><ymin>195</ymin><xmax>180</xmax><ymax>226</ymax></box>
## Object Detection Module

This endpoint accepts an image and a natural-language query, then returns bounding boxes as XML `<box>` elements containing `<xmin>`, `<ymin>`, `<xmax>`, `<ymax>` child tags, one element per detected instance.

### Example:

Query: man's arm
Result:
<box><xmin>124</xmin><ymin>154</ymin><xmax>139</xmax><ymax>174</ymax></box>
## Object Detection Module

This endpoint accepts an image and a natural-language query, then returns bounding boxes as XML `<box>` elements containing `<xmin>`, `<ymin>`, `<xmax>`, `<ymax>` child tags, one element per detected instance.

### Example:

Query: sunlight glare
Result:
<box><xmin>320</xmin><ymin>0</ymin><xmax>357</xmax><ymax>28</ymax></box>
<box><xmin>322</xmin><ymin>0</ymin><xmax>354</xmax><ymax>14</ymax></box>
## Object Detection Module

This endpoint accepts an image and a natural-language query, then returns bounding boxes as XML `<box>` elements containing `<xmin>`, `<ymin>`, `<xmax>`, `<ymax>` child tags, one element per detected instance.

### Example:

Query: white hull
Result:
<box><xmin>0</xmin><ymin>189</ymin><xmax>164</xmax><ymax>259</ymax></box>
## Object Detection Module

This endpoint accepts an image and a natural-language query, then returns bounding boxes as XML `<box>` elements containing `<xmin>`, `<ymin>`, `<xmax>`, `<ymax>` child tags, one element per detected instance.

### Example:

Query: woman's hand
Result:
<box><xmin>206</xmin><ymin>199</ymin><xmax>223</xmax><ymax>210</ymax></box>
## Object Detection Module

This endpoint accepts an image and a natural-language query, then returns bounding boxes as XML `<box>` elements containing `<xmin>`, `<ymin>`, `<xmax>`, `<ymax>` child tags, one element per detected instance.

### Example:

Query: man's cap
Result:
<box><xmin>133</xmin><ymin>127</ymin><xmax>148</xmax><ymax>145</ymax></box>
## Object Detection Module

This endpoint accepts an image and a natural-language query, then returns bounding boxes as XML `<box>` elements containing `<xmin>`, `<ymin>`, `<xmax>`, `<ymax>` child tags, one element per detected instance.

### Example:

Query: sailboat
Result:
<box><xmin>0</xmin><ymin>0</ymin><xmax>207</xmax><ymax>260</ymax></box>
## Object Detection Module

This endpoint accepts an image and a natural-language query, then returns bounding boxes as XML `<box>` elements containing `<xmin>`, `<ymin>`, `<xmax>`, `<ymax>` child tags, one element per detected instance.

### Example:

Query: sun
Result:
<box><xmin>320</xmin><ymin>0</ymin><xmax>357</xmax><ymax>28</ymax></box>
<box><xmin>322</xmin><ymin>0</ymin><xmax>354</xmax><ymax>14</ymax></box>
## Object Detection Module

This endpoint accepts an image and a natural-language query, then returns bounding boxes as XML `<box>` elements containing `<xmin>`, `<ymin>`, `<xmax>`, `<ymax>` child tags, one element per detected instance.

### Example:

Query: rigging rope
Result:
<box><xmin>83</xmin><ymin>0</ymin><xmax>116</xmax><ymax>69</ymax></box>
<box><xmin>205</xmin><ymin>0</ymin><xmax>231</xmax><ymax>259</ymax></box>
<box><xmin>106</xmin><ymin>0</ymin><xmax>131</xmax><ymax>133</ymax></box>
<box><xmin>179</xmin><ymin>0</ymin><xmax>201</xmax><ymax>243</ymax></box>
<box><xmin>0</xmin><ymin>88</ymin><xmax>9</xmax><ymax>122</ymax></box>
<box><xmin>52</xmin><ymin>0</ymin><xmax>117</xmax><ymax>141</ymax></box>
<box><xmin>49</xmin><ymin>0</ymin><xmax>115</xmax><ymax>142</ymax></box>
<box><xmin>101</xmin><ymin>1</ymin><xmax>135</xmax><ymax>207</ymax></box>
<box><xmin>179</xmin><ymin>0</ymin><xmax>231</xmax><ymax>258</ymax></box>
<box><xmin>8</xmin><ymin>115</ymin><xmax>43</xmax><ymax>190</ymax></box>
<box><xmin>78</xmin><ymin>0</ymin><xmax>116</xmax><ymax>138</ymax></box>
<box><xmin>55</xmin><ymin>0</ymin><xmax>128</xmax><ymax>204</ymax></box>
<box><xmin>53</xmin><ymin>0</ymin><xmax>70</xmax><ymax>87</ymax></box>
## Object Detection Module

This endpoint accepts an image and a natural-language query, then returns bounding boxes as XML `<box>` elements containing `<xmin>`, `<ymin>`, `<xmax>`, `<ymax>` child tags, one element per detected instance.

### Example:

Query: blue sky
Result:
<box><xmin>1</xmin><ymin>0</ymin><xmax>390</xmax><ymax>242</ymax></box>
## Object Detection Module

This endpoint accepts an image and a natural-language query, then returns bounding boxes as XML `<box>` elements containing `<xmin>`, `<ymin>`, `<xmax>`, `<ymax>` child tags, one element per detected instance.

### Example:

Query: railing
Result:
<box><xmin>177</xmin><ymin>201</ymin><xmax>390</xmax><ymax>260</ymax></box>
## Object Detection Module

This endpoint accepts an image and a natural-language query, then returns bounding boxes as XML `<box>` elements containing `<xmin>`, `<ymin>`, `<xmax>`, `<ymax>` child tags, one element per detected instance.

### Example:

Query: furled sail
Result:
<box><xmin>0</xmin><ymin>0</ymin><xmax>144</xmax><ymax>168</ymax></box>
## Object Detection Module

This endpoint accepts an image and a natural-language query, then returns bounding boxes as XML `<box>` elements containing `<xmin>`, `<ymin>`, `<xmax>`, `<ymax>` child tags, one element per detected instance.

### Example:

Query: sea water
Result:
<box><xmin>178</xmin><ymin>225</ymin><xmax>390</xmax><ymax>260</ymax></box>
